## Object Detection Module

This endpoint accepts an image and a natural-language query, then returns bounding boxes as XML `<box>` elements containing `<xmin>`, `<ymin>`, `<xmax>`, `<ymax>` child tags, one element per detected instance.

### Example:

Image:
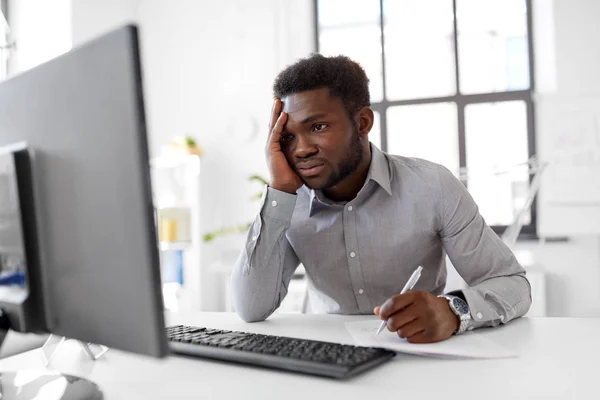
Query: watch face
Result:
<box><xmin>452</xmin><ymin>298</ymin><xmax>469</xmax><ymax>315</ymax></box>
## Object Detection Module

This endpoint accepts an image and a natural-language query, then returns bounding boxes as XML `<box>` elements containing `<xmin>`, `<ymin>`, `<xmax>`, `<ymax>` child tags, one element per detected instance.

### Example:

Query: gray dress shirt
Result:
<box><xmin>232</xmin><ymin>145</ymin><xmax>531</xmax><ymax>330</ymax></box>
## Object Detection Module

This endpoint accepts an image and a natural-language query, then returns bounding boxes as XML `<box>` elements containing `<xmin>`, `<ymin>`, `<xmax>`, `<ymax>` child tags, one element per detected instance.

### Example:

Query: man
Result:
<box><xmin>231</xmin><ymin>54</ymin><xmax>531</xmax><ymax>343</ymax></box>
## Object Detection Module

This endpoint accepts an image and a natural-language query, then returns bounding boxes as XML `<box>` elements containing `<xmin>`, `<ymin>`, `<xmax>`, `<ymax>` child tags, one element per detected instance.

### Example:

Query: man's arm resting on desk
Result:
<box><xmin>438</xmin><ymin>165</ymin><xmax>532</xmax><ymax>330</ymax></box>
<box><xmin>231</xmin><ymin>187</ymin><xmax>300</xmax><ymax>323</ymax></box>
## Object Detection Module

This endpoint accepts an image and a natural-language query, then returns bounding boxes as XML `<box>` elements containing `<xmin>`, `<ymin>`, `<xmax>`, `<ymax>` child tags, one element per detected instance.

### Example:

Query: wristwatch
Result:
<box><xmin>439</xmin><ymin>295</ymin><xmax>471</xmax><ymax>335</ymax></box>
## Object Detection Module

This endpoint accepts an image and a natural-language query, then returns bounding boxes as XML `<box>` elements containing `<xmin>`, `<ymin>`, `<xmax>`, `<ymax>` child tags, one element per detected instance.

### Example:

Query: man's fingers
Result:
<box><xmin>378</xmin><ymin>291</ymin><xmax>455</xmax><ymax>344</ymax></box>
<box><xmin>386</xmin><ymin>304</ymin><xmax>419</xmax><ymax>332</ymax></box>
<box><xmin>269</xmin><ymin>98</ymin><xmax>282</xmax><ymax>132</ymax></box>
<box><xmin>406</xmin><ymin>331</ymin><xmax>431</xmax><ymax>344</ymax></box>
<box><xmin>379</xmin><ymin>291</ymin><xmax>419</xmax><ymax>320</ymax></box>
<box><xmin>269</xmin><ymin>112</ymin><xmax>288</xmax><ymax>145</ymax></box>
<box><xmin>396</xmin><ymin>319</ymin><xmax>425</xmax><ymax>339</ymax></box>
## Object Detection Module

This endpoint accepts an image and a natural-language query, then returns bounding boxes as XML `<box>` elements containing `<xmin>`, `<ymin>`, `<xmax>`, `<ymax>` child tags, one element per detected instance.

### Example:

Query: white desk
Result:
<box><xmin>0</xmin><ymin>313</ymin><xmax>597</xmax><ymax>400</ymax></box>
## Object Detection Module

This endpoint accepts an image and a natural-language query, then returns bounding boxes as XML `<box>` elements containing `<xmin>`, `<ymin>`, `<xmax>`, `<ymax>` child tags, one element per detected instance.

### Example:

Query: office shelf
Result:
<box><xmin>151</xmin><ymin>154</ymin><xmax>201</xmax><ymax>312</ymax></box>
<box><xmin>159</xmin><ymin>241</ymin><xmax>192</xmax><ymax>251</ymax></box>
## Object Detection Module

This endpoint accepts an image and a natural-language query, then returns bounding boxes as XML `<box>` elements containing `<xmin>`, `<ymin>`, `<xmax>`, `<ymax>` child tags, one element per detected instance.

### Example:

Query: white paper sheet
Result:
<box><xmin>345</xmin><ymin>320</ymin><xmax>517</xmax><ymax>359</ymax></box>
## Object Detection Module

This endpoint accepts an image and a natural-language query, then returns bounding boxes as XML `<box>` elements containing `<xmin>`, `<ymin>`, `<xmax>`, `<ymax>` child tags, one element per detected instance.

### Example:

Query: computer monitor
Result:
<box><xmin>0</xmin><ymin>24</ymin><xmax>168</xmax><ymax>363</ymax></box>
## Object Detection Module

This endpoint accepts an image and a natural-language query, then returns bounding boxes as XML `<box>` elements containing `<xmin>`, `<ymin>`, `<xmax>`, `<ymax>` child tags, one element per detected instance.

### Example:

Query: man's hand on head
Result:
<box><xmin>266</xmin><ymin>98</ymin><xmax>303</xmax><ymax>194</ymax></box>
<box><xmin>374</xmin><ymin>291</ymin><xmax>460</xmax><ymax>343</ymax></box>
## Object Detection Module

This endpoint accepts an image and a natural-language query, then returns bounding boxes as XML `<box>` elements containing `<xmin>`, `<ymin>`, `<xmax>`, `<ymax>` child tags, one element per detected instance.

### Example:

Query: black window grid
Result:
<box><xmin>313</xmin><ymin>0</ymin><xmax>537</xmax><ymax>238</ymax></box>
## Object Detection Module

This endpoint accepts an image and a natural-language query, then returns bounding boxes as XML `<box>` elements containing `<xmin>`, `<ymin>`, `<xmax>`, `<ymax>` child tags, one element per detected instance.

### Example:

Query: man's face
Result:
<box><xmin>280</xmin><ymin>88</ymin><xmax>365</xmax><ymax>190</ymax></box>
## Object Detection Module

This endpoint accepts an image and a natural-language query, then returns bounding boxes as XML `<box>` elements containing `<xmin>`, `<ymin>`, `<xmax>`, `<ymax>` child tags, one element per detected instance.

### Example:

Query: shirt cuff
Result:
<box><xmin>260</xmin><ymin>186</ymin><xmax>297</xmax><ymax>222</ymax></box>
<box><xmin>458</xmin><ymin>287</ymin><xmax>503</xmax><ymax>329</ymax></box>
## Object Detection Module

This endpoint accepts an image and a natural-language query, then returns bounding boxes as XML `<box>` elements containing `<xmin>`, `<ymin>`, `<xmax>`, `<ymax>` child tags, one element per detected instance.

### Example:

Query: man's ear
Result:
<box><xmin>355</xmin><ymin>106</ymin><xmax>374</xmax><ymax>138</ymax></box>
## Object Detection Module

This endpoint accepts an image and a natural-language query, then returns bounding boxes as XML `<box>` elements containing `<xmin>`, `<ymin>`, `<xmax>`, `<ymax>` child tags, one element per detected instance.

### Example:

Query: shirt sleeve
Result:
<box><xmin>231</xmin><ymin>186</ymin><xmax>300</xmax><ymax>322</ymax></box>
<box><xmin>437</xmin><ymin>166</ymin><xmax>532</xmax><ymax>329</ymax></box>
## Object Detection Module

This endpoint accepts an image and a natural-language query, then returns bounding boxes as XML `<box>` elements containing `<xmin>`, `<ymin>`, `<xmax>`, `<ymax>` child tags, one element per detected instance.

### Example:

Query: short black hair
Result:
<box><xmin>273</xmin><ymin>54</ymin><xmax>370</xmax><ymax>116</ymax></box>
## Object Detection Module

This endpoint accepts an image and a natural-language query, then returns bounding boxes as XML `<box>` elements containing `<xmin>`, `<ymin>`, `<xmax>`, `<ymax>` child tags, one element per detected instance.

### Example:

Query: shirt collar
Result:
<box><xmin>366</xmin><ymin>143</ymin><xmax>393</xmax><ymax>196</ymax></box>
<box><xmin>308</xmin><ymin>143</ymin><xmax>392</xmax><ymax>217</ymax></box>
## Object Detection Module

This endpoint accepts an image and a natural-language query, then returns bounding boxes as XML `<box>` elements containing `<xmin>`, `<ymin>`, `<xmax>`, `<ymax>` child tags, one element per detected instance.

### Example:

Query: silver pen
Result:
<box><xmin>376</xmin><ymin>266</ymin><xmax>423</xmax><ymax>335</ymax></box>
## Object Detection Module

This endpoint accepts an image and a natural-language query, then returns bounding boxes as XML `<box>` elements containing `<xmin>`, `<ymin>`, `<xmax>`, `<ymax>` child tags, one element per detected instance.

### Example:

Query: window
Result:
<box><xmin>315</xmin><ymin>0</ymin><xmax>536</xmax><ymax>237</ymax></box>
<box><xmin>1</xmin><ymin>0</ymin><xmax>10</xmax><ymax>80</ymax></box>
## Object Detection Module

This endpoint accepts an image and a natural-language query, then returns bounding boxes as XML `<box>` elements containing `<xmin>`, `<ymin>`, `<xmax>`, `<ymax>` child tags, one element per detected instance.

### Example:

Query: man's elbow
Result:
<box><xmin>235</xmin><ymin>307</ymin><xmax>270</xmax><ymax>323</ymax></box>
<box><xmin>231</xmin><ymin>296</ymin><xmax>274</xmax><ymax>323</ymax></box>
<box><xmin>230</xmin><ymin>272</ymin><xmax>281</xmax><ymax>323</ymax></box>
<box><xmin>515</xmin><ymin>273</ymin><xmax>533</xmax><ymax>317</ymax></box>
<box><xmin>524</xmin><ymin>277</ymin><xmax>533</xmax><ymax>314</ymax></box>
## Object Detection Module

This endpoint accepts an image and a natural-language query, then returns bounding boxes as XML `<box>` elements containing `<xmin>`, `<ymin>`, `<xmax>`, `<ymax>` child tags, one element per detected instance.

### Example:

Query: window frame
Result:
<box><xmin>314</xmin><ymin>0</ymin><xmax>538</xmax><ymax>239</ymax></box>
<box><xmin>1</xmin><ymin>0</ymin><xmax>11</xmax><ymax>80</ymax></box>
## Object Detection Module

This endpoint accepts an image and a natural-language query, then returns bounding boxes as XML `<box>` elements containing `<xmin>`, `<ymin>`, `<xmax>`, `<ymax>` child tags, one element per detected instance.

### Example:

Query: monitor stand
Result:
<box><xmin>41</xmin><ymin>334</ymin><xmax>109</xmax><ymax>366</ymax></box>
<box><xmin>1</xmin><ymin>314</ymin><xmax>104</xmax><ymax>399</ymax></box>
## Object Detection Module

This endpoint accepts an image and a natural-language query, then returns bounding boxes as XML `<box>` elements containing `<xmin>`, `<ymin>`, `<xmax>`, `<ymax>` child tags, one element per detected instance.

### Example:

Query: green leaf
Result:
<box><xmin>248</xmin><ymin>174</ymin><xmax>269</xmax><ymax>186</ymax></box>
<box><xmin>202</xmin><ymin>222</ymin><xmax>252</xmax><ymax>242</ymax></box>
<box><xmin>250</xmin><ymin>191</ymin><xmax>263</xmax><ymax>201</ymax></box>
<box><xmin>202</xmin><ymin>233</ymin><xmax>216</xmax><ymax>242</ymax></box>
<box><xmin>185</xmin><ymin>136</ymin><xmax>197</xmax><ymax>146</ymax></box>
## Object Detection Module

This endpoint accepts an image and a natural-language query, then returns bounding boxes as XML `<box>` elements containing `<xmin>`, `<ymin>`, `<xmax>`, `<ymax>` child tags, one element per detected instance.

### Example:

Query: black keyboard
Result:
<box><xmin>166</xmin><ymin>324</ymin><xmax>395</xmax><ymax>379</ymax></box>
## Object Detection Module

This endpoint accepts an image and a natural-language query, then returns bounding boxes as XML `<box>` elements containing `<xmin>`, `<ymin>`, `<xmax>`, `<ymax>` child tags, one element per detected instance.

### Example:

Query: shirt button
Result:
<box><xmin>349</xmin><ymin>252</ymin><xmax>356</xmax><ymax>258</ymax></box>
<box><xmin>347</xmin><ymin>206</ymin><xmax>353</xmax><ymax>211</ymax></box>
<box><xmin>467</xmin><ymin>326</ymin><xmax>474</xmax><ymax>331</ymax></box>
<box><xmin>476</xmin><ymin>312</ymin><xmax>483</xmax><ymax>320</ymax></box>
<box><xmin>358</xmin><ymin>289</ymin><xmax>364</xmax><ymax>295</ymax></box>
<box><xmin>252</xmin><ymin>235</ymin><xmax>257</xmax><ymax>241</ymax></box>
<box><xmin>271</xmin><ymin>200</ymin><xmax>277</xmax><ymax>207</ymax></box>
<box><xmin>499</xmin><ymin>315</ymin><xmax>505</xmax><ymax>322</ymax></box>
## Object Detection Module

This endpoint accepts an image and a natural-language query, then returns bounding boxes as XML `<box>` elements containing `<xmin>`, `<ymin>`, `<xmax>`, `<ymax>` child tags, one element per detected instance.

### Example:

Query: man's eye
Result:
<box><xmin>280</xmin><ymin>134</ymin><xmax>294</xmax><ymax>142</ymax></box>
<box><xmin>313</xmin><ymin>123</ymin><xmax>328</xmax><ymax>132</ymax></box>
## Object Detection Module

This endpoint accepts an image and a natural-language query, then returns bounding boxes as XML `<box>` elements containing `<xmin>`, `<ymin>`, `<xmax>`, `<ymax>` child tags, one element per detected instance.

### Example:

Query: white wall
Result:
<box><xmin>71</xmin><ymin>0</ymin><xmax>137</xmax><ymax>46</ymax></box>
<box><xmin>516</xmin><ymin>237</ymin><xmax>600</xmax><ymax>317</ymax></box>
<box><xmin>8</xmin><ymin>0</ymin><xmax>71</xmax><ymax>73</ymax></box>
<box><xmin>553</xmin><ymin>0</ymin><xmax>600</xmax><ymax>95</ymax></box>
<box><xmin>527</xmin><ymin>0</ymin><xmax>600</xmax><ymax>316</ymax></box>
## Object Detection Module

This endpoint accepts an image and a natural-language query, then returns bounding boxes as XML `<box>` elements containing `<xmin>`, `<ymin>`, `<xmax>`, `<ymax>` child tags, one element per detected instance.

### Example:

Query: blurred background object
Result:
<box><xmin>0</xmin><ymin>0</ymin><xmax>16</xmax><ymax>79</ymax></box>
<box><xmin>151</xmin><ymin>149</ymin><xmax>201</xmax><ymax>312</ymax></box>
<box><xmin>164</xmin><ymin>135</ymin><xmax>204</xmax><ymax>157</ymax></box>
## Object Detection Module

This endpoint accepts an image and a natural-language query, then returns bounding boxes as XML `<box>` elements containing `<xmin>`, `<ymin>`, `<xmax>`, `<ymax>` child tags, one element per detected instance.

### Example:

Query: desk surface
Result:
<box><xmin>0</xmin><ymin>313</ymin><xmax>597</xmax><ymax>400</ymax></box>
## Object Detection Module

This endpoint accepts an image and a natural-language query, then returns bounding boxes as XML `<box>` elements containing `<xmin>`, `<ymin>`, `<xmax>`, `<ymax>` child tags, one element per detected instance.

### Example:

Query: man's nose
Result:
<box><xmin>293</xmin><ymin>134</ymin><xmax>318</xmax><ymax>159</ymax></box>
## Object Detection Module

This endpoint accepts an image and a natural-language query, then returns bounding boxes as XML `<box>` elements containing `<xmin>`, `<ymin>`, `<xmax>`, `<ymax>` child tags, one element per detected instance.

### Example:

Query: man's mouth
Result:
<box><xmin>296</xmin><ymin>162</ymin><xmax>325</xmax><ymax>178</ymax></box>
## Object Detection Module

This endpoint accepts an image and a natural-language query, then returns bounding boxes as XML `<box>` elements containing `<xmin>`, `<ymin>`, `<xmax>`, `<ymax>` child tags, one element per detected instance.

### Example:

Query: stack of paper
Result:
<box><xmin>345</xmin><ymin>320</ymin><xmax>517</xmax><ymax>359</ymax></box>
